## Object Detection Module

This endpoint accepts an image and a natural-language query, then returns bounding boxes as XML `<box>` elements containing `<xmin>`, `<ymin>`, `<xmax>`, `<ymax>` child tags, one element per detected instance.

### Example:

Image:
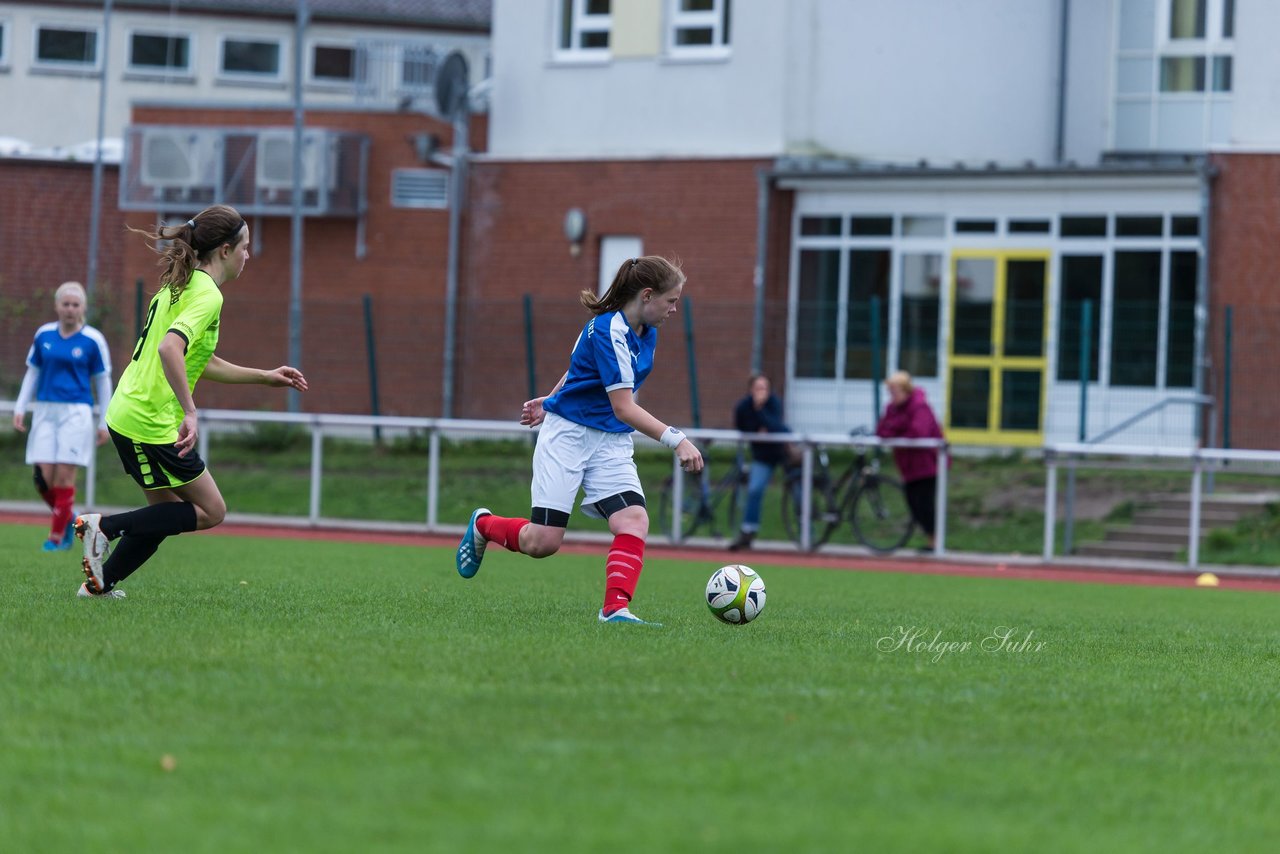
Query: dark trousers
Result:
<box><xmin>903</xmin><ymin>477</ymin><xmax>937</xmax><ymax>537</ymax></box>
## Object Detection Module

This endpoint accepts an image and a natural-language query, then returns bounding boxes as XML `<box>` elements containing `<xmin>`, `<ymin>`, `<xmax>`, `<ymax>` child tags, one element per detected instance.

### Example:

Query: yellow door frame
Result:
<box><xmin>946</xmin><ymin>249</ymin><xmax>1050</xmax><ymax>447</ymax></box>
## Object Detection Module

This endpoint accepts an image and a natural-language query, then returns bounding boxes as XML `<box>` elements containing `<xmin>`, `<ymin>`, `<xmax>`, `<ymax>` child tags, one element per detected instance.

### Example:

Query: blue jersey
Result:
<box><xmin>26</xmin><ymin>322</ymin><xmax>111</xmax><ymax>406</ymax></box>
<box><xmin>543</xmin><ymin>311</ymin><xmax>657</xmax><ymax>433</ymax></box>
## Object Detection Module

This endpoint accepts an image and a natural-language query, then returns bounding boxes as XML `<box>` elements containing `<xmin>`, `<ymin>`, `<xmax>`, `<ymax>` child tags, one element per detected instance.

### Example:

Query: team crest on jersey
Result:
<box><xmin>72</xmin><ymin>347</ymin><xmax>84</xmax><ymax>359</ymax></box>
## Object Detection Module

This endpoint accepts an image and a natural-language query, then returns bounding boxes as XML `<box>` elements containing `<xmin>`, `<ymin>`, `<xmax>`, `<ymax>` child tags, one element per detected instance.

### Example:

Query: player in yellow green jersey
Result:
<box><xmin>73</xmin><ymin>204</ymin><xmax>308</xmax><ymax>598</ymax></box>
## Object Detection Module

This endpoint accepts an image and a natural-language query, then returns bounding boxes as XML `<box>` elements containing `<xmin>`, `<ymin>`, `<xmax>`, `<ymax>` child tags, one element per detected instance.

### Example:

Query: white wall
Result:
<box><xmin>491</xmin><ymin>0</ymin><xmax>1124</xmax><ymax>166</ymax></box>
<box><xmin>0</xmin><ymin>3</ymin><xmax>488</xmax><ymax>151</ymax></box>
<box><xmin>1227</xmin><ymin>0</ymin><xmax>1280</xmax><ymax>146</ymax></box>
<box><xmin>489</xmin><ymin>0</ymin><xmax>791</xmax><ymax>158</ymax></box>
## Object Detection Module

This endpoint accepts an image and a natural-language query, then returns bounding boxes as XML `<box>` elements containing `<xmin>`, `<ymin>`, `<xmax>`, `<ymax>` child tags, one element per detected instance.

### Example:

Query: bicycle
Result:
<box><xmin>780</xmin><ymin>428</ymin><xmax>915</xmax><ymax>553</ymax></box>
<box><xmin>656</xmin><ymin>442</ymin><xmax>749</xmax><ymax>539</ymax></box>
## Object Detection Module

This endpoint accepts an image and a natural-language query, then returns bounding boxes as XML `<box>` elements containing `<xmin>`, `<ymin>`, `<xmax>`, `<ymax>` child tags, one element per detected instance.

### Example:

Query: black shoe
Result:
<box><xmin>728</xmin><ymin>531</ymin><xmax>755</xmax><ymax>552</ymax></box>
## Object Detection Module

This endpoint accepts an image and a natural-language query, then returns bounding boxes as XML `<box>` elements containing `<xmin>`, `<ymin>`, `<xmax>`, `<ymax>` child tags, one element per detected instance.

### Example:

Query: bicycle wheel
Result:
<box><xmin>781</xmin><ymin>474</ymin><xmax>840</xmax><ymax>549</ymax></box>
<box><xmin>656</xmin><ymin>469</ymin><xmax>711</xmax><ymax>538</ymax></box>
<box><xmin>849</xmin><ymin>475</ymin><xmax>914</xmax><ymax>553</ymax></box>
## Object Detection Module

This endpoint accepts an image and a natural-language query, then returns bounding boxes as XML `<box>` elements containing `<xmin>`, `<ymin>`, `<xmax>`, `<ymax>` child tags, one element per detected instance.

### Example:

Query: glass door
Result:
<box><xmin>946</xmin><ymin>250</ymin><xmax>1049</xmax><ymax>446</ymax></box>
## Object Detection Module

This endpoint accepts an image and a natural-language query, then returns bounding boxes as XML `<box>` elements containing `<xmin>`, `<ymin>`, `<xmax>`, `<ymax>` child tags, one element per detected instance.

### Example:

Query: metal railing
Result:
<box><xmin>2</xmin><ymin>403</ymin><xmax>948</xmax><ymax>553</ymax></box>
<box><xmin>1045</xmin><ymin>442</ymin><xmax>1280</xmax><ymax>568</ymax></box>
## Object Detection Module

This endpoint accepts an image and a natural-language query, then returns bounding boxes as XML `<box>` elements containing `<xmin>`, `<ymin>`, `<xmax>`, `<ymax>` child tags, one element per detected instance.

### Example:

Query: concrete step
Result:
<box><xmin>1103</xmin><ymin>526</ymin><xmax>1200</xmax><ymax>545</ymax></box>
<box><xmin>1076</xmin><ymin>540</ymin><xmax>1183</xmax><ymax>560</ymax></box>
<box><xmin>1130</xmin><ymin>508</ymin><xmax>1245</xmax><ymax>526</ymax></box>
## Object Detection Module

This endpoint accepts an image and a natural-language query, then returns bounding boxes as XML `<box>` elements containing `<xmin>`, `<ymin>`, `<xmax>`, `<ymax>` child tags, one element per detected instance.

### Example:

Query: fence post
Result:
<box><xmin>670</xmin><ymin>453</ymin><xmax>684</xmax><ymax>545</ymax></box>
<box><xmin>523</xmin><ymin>294</ymin><xmax>538</xmax><ymax>404</ymax></box>
<box><xmin>800</xmin><ymin>443</ymin><xmax>813</xmax><ymax>551</ymax></box>
<box><xmin>1189</xmin><ymin>453</ymin><xmax>1203</xmax><ymax>569</ymax></box>
<box><xmin>933</xmin><ymin>440</ymin><xmax>947</xmax><ymax>555</ymax></box>
<box><xmin>1223</xmin><ymin>305</ymin><xmax>1233</xmax><ymax>449</ymax></box>
<box><xmin>427</xmin><ymin>426</ymin><xmax>440</xmax><ymax>528</ymax></box>
<box><xmin>309</xmin><ymin>421</ymin><xmax>323</xmax><ymax>523</ymax></box>
<box><xmin>1078</xmin><ymin>300</ymin><xmax>1092</xmax><ymax>439</ymax></box>
<box><xmin>362</xmin><ymin>294</ymin><xmax>382</xmax><ymax>444</ymax></box>
<box><xmin>1043</xmin><ymin>452</ymin><xmax>1058</xmax><ymax>560</ymax></box>
<box><xmin>683</xmin><ymin>297</ymin><xmax>701</xmax><ymax>428</ymax></box>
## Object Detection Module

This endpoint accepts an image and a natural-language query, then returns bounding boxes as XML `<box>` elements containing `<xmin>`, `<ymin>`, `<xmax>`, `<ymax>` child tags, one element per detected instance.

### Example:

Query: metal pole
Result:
<box><xmin>1188</xmin><ymin>455</ymin><xmax>1203</xmax><ymax>568</ymax></box>
<box><xmin>362</xmin><ymin>294</ymin><xmax>382</xmax><ymax>443</ymax></box>
<box><xmin>287</xmin><ymin>0</ymin><xmax>309</xmax><ymax>413</ymax></box>
<box><xmin>800</xmin><ymin>444</ymin><xmax>813</xmax><ymax>551</ymax></box>
<box><xmin>1043</xmin><ymin>456</ymin><xmax>1058</xmax><ymax>559</ymax></box>
<box><xmin>670</xmin><ymin>453</ymin><xmax>684</xmax><ymax>545</ymax></box>
<box><xmin>523</xmin><ymin>294</ymin><xmax>538</xmax><ymax>403</ymax></box>
<box><xmin>1063</xmin><ymin>460</ymin><xmax>1076</xmax><ymax>554</ymax></box>
<box><xmin>1223</xmin><ymin>305</ymin><xmax>1233</xmax><ymax>449</ymax></box>
<box><xmin>85</xmin><ymin>0</ymin><xmax>113</xmax><ymax>297</ymax></box>
<box><xmin>441</xmin><ymin>97</ymin><xmax>470</xmax><ymax>418</ymax></box>
<box><xmin>309</xmin><ymin>422</ymin><xmax>323</xmax><ymax>523</ymax></box>
<box><xmin>1054</xmin><ymin>0</ymin><xmax>1070</xmax><ymax>164</ymax></box>
<box><xmin>427</xmin><ymin>427</ymin><xmax>440</xmax><ymax>527</ymax></box>
<box><xmin>750</xmin><ymin>169</ymin><xmax>771</xmax><ymax>374</ymax></box>
<box><xmin>684</xmin><ymin>297</ymin><xmax>701</xmax><ymax>428</ymax></box>
<box><xmin>933</xmin><ymin>441</ymin><xmax>946</xmax><ymax>556</ymax></box>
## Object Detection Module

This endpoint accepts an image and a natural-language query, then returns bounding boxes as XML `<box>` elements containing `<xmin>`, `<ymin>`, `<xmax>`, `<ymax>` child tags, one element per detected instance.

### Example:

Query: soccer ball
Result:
<box><xmin>705</xmin><ymin>564</ymin><xmax>766</xmax><ymax>624</ymax></box>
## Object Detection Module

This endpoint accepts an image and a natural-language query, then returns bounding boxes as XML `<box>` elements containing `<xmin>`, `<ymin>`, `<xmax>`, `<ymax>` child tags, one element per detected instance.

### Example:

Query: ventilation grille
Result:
<box><xmin>391</xmin><ymin>168</ymin><xmax>448</xmax><ymax>209</ymax></box>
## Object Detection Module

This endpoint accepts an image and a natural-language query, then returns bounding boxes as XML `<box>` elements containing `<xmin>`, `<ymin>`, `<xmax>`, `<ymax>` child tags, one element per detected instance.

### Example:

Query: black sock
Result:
<box><xmin>103</xmin><ymin>534</ymin><xmax>166</xmax><ymax>589</ymax></box>
<box><xmin>33</xmin><ymin>465</ymin><xmax>50</xmax><ymax>495</ymax></box>
<box><xmin>102</xmin><ymin>502</ymin><xmax>198</xmax><ymax>540</ymax></box>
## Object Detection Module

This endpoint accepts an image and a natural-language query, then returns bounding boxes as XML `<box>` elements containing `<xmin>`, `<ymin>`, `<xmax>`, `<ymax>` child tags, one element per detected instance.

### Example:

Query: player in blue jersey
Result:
<box><xmin>12</xmin><ymin>281</ymin><xmax>113</xmax><ymax>551</ymax></box>
<box><xmin>456</xmin><ymin>256</ymin><xmax>703</xmax><ymax>626</ymax></box>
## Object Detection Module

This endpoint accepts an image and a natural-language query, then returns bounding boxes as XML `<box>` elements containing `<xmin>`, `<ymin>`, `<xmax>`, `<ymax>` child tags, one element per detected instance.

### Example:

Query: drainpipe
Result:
<box><xmin>751</xmin><ymin>167</ymin><xmax>772</xmax><ymax>374</ymax></box>
<box><xmin>1054</xmin><ymin>0</ymin><xmax>1070</xmax><ymax>164</ymax></box>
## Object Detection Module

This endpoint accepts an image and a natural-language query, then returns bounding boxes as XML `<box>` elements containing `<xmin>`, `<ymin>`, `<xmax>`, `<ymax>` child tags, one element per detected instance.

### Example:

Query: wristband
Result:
<box><xmin>660</xmin><ymin>426</ymin><xmax>687</xmax><ymax>450</ymax></box>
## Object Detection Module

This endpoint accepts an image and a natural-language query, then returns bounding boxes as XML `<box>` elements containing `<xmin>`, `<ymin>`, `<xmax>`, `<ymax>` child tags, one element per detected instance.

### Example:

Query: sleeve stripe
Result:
<box><xmin>608</xmin><ymin>313</ymin><xmax>634</xmax><ymax>386</ymax></box>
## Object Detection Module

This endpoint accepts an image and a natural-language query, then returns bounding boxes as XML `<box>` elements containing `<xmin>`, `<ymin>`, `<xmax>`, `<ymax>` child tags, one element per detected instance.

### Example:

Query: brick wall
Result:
<box><xmin>459</xmin><ymin>157</ymin><xmax>792</xmax><ymax>429</ymax></box>
<box><xmin>1208</xmin><ymin>153</ymin><xmax>1280</xmax><ymax>449</ymax></box>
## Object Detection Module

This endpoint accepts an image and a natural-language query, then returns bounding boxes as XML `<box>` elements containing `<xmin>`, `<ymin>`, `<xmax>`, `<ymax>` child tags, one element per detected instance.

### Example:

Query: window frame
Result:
<box><xmin>307</xmin><ymin>39</ymin><xmax>363</xmax><ymax>88</ymax></box>
<box><xmin>125</xmin><ymin>28</ymin><xmax>195</xmax><ymax>77</ymax></box>
<box><xmin>32</xmin><ymin>21</ymin><xmax>102</xmax><ymax>72</ymax></box>
<box><xmin>667</xmin><ymin>0</ymin><xmax>732</xmax><ymax>59</ymax></box>
<box><xmin>553</xmin><ymin>0</ymin><xmax>612</xmax><ymax>63</ymax></box>
<box><xmin>0</xmin><ymin>17</ymin><xmax>10</xmax><ymax>69</ymax></box>
<box><xmin>217</xmin><ymin>33</ymin><xmax>287</xmax><ymax>84</ymax></box>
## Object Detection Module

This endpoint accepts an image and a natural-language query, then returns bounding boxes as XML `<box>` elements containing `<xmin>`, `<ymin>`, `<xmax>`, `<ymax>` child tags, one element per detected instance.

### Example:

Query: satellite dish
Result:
<box><xmin>435</xmin><ymin>51</ymin><xmax>470</xmax><ymax>118</ymax></box>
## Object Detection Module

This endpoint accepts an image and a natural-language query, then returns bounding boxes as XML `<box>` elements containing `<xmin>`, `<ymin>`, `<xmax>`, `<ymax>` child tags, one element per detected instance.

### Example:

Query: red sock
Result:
<box><xmin>602</xmin><ymin>533</ymin><xmax>645</xmax><ymax>616</ymax></box>
<box><xmin>477</xmin><ymin>514</ymin><xmax>530</xmax><ymax>553</ymax></box>
<box><xmin>50</xmin><ymin>486</ymin><xmax>76</xmax><ymax>540</ymax></box>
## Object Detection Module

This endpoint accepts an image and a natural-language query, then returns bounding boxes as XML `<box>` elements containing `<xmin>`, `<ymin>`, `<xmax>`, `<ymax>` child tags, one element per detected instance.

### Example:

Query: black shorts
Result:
<box><xmin>109</xmin><ymin>426</ymin><xmax>207</xmax><ymax>491</ymax></box>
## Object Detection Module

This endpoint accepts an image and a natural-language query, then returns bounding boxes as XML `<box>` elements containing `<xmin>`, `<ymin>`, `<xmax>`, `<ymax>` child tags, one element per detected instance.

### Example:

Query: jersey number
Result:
<box><xmin>131</xmin><ymin>300</ymin><xmax>159</xmax><ymax>362</ymax></box>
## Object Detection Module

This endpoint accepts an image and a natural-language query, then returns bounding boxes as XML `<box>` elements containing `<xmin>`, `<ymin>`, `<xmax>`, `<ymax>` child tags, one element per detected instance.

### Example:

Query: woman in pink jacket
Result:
<box><xmin>875</xmin><ymin>371</ymin><xmax>945</xmax><ymax>549</ymax></box>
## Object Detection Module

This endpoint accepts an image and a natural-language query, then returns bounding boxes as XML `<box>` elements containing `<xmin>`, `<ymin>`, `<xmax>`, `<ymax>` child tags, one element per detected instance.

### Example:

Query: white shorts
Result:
<box><xmin>26</xmin><ymin>402</ymin><xmax>95</xmax><ymax>467</ymax></box>
<box><xmin>531</xmin><ymin>412</ymin><xmax>645</xmax><ymax>520</ymax></box>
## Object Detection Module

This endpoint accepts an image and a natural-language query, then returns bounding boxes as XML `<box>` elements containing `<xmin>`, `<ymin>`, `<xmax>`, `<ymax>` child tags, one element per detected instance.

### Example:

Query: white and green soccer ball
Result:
<box><xmin>705</xmin><ymin>564</ymin><xmax>766</xmax><ymax>624</ymax></box>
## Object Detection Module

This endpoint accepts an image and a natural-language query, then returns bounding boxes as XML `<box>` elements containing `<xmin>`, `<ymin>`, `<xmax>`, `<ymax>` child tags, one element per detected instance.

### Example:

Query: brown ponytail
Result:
<box><xmin>581</xmin><ymin>256</ymin><xmax>685</xmax><ymax>314</ymax></box>
<box><xmin>128</xmin><ymin>204</ymin><xmax>246</xmax><ymax>296</ymax></box>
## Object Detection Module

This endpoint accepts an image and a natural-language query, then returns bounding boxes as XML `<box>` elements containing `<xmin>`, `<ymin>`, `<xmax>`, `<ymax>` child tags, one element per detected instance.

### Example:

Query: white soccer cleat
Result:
<box><xmin>75</xmin><ymin>513</ymin><xmax>111</xmax><ymax>594</ymax></box>
<box><xmin>77</xmin><ymin>583</ymin><xmax>125</xmax><ymax>599</ymax></box>
<box><xmin>598</xmin><ymin>607</ymin><xmax>662</xmax><ymax>627</ymax></box>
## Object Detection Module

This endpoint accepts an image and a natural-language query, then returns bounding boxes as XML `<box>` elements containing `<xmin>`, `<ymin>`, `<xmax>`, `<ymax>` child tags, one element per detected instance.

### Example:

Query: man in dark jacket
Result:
<box><xmin>729</xmin><ymin>374</ymin><xmax>792</xmax><ymax>551</ymax></box>
<box><xmin>876</xmin><ymin>370</ymin><xmax>945</xmax><ymax>549</ymax></box>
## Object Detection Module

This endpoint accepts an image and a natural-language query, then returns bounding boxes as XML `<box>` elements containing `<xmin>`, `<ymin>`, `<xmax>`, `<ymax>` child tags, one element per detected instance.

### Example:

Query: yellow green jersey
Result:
<box><xmin>106</xmin><ymin>270</ymin><xmax>223</xmax><ymax>443</ymax></box>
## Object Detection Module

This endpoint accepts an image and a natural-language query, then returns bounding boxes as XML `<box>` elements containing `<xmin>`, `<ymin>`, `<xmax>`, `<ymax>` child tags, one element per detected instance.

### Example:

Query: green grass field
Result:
<box><xmin>3</xmin><ymin>521</ymin><xmax>1279</xmax><ymax>852</ymax></box>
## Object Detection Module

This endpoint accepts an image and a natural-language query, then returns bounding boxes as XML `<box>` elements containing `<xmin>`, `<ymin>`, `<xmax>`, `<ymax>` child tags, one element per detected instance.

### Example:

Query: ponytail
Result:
<box><xmin>128</xmin><ymin>204</ymin><xmax>246</xmax><ymax>296</ymax></box>
<box><xmin>581</xmin><ymin>255</ymin><xmax>685</xmax><ymax>314</ymax></box>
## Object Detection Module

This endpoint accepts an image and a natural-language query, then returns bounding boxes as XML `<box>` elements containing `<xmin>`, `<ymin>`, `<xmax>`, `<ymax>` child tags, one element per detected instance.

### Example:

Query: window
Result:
<box><xmin>311</xmin><ymin>42</ymin><xmax>362</xmax><ymax>85</ymax></box>
<box><xmin>129</xmin><ymin>32</ymin><xmax>191</xmax><ymax>74</ymax></box>
<box><xmin>557</xmin><ymin>0</ymin><xmax>611</xmax><ymax>56</ymax></box>
<box><xmin>1166</xmin><ymin>250</ymin><xmax>1197</xmax><ymax>387</ymax></box>
<box><xmin>1057</xmin><ymin>256</ymin><xmax>1103</xmax><ymax>382</ymax></box>
<box><xmin>1113</xmin><ymin>0</ymin><xmax>1234</xmax><ymax>149</ymax></box>
<box><xmin>34</xmin><ymin>24</ymin><xmax>99</xmax><ymax>69</ymax></box>
<box><xmin>400</xmin><ymin>45</ymin><xmax>438</xmax><ymax>94</ymax></box>
<box><xmin>899</xmin><ymin>254</ymin><xmax>942</xmax><ymax>378</ymax></box>
<box><xmin>669</xmin><ymin>0</ymin><xmax>731</xmax><ymax>53</ymax></box>
<box><xmin>1111</xmin><ymin>251</ymin><xmax>1162</xmax><ymax>386</ymax></box>
<box><xmin>220</xmin><ymin>36</ymin><xmax>284</xmax><ymax>80</ymax></box>
<box><xmin>0</xmin><ymin>20</ymin><xmax>9</xmax><ymax>67</ymax></box>
<box><xmin>845</xmin><ymin>250</ymin><xmax>891</xmax><ymax>379</ymax></box>
<box><xmin>795</xmin><ymin>250</ymin><xmax>840</xmax><ymax>379</ymax></box>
